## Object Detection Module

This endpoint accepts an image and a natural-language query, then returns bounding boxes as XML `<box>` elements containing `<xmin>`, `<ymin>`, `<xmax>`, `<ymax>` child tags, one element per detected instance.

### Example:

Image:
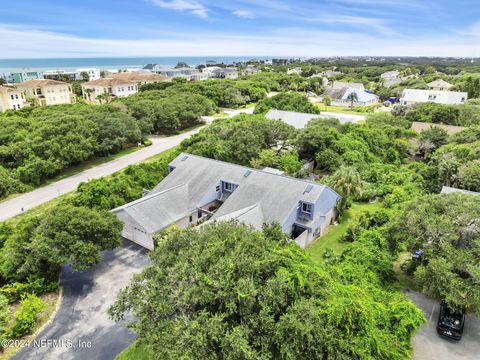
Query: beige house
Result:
<box><xmin>0</xmin><ymin>86</ymin><xmax>29</xmax><ymax>112</ymax></box>
<box><xmin>428</xmin><ymin>79</ymin><xmax>453</xmax><ymax>91</ymax></box>
<box><xmin>108</xmin><ymin>71</ymin><xmax>171</xmax><ymax>86</ymax></box>
<box><xmin>15</xmin><ymin>79</ymin><xmax>75</xmax><ymax>106</ymax></box>
<box><xmin>81</xmin><ymin>78</ymin><xmax>138</xmax><ymax>104</ymax></box>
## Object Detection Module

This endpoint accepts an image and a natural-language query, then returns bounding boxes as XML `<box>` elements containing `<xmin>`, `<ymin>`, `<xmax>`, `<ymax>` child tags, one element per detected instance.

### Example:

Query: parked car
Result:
<box><xmin>437</xmin><ymin>303</ymin><xmax>465</xmax><ymax>340</ymax></box>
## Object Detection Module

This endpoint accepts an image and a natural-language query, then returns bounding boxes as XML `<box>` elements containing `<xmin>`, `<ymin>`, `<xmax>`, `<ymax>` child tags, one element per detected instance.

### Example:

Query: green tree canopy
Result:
<box><xmin>387</xmin><ymin>193</ymin><xmax>480</xmax><ymax>313</ymax></box>
<box><xmin>110</xmin><ymin>222</ymin><xmax>423</xmax><ymax>360</ymax></box>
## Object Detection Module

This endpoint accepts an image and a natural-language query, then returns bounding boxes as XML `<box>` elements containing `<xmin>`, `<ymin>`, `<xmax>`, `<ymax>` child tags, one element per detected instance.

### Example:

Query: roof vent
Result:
<box><xmin>304</xmin><ymin>184</ymin><xmax>313</xmax><ymax>194</ymax></box>
<box><xmin>181</xmin><ymin>155</ymin><xmax>189</xmax><ymax>161</ymax></box>
<box><xmin>244</xmin><ymin>170</ymin><xmax>252</xmax><ymax>177</ymax></box>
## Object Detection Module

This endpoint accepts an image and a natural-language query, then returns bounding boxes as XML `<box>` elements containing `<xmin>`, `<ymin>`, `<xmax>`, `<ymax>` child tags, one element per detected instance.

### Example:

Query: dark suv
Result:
<box><xmin>437</xmin><ymin>303</ymin><xmax>465</xmax><ymax>341</ymax></box>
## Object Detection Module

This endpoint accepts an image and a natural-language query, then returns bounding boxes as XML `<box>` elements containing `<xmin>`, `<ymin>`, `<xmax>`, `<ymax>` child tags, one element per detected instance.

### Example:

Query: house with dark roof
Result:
<box><xmin>112</xmin><ymin>153</ymin><xmax>341</xmax><ymax>250</ymax></box>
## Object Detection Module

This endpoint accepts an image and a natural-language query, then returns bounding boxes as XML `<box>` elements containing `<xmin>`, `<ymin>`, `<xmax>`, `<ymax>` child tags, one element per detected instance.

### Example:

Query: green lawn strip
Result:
<box><xmin>116</xmin><ymin>342</ymin><xmax>152</xmax><ymax>360</ymax></box>
<box><xmin>314</xmin><ymin>103</ymin><xmax>368</xmax><ymax>116</ymax></box>
<box><xmin>393</xmin><ymin>252</ymin><xmax>422</xmax><ymax>292</ymax></box>
<box><xmin>306</xmin><ymin>201</ymin><xmax>382</xmax><ymax>265</ymax></box>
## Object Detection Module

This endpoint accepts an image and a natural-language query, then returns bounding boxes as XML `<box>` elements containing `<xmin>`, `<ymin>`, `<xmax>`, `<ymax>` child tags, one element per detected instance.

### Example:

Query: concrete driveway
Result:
<box><xmin>407</xmin><ymin>291</ymin><xmax>480</xmax><ymax>360</ymax></box>
<box><xmin>14</xmin><ymin>239</ymin><xmax>150</xmax><ymax>360</ymax></box>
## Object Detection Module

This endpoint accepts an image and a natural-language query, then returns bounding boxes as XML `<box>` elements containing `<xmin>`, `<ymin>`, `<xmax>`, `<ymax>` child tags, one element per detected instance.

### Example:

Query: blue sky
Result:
<box><xmin>0</xmin><ymin>0</ymin><xmax>479</xmax><ymax>58</ymax></box>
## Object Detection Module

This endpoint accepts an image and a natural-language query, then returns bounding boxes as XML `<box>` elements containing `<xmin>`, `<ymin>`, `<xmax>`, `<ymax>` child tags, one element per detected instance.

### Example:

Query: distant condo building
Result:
<box><xmin>15</xmin><ymin>79</ymin><xmax>76</xmax><ymax>106</ymax></box>
<box><xmin>10</xmin><ymin>70</ymin><xmax>43</xmax><ymax>84</ymax></box>
<box><xmin>0</xmin><ymin>85</ymin><xmax>29</xmax><ymax>112</ymax></box>
<box><xmin>43</xmin><ymin>68</ymin><xmax>101</xmax><ymax>81</ymax></box>
<box><xmin>77</xmin><ymin>68</ymin><xmax>101</xmax><ymax>81</ymax></box>
<box><xmin>43</xmin><ymin>69</ymin><xmax>81</xmax><ymax>81</ymax></box>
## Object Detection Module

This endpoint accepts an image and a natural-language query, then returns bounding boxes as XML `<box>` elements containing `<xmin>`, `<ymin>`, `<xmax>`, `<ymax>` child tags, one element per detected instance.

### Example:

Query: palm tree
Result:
<box><xmin>329</xmin><ymin>166</ymin><xmax>363</xmax><ymax>211</ymax></box>
<box><xmin>84</xmin><ymin>88</ymin><xmax>94</xmax><ymax>103</ymax></box>
<box><xmin>346</xmin><ymin>91</ymin><xmax>359</xmax><ymax>109</ymax></box>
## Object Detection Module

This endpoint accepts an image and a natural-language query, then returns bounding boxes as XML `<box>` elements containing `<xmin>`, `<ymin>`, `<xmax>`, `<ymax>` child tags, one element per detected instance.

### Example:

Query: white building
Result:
<box><xmin>15</xmin><ymin>79</ymin><xmax>76</xmax><ymax>106</ymax></box>
<box><xmin>399</xmin><ymin>89</ymin><xmax>467</xmax><ymax>106</ymax></box>
<box><xmin>43</xmin><ymin>69</ymin><xmax>80</xmax><ymax>81</ymax></box>
<box><xmin>211</xmin><ymin>67</ymin><xmax>239</xmax><ymax>79</ymax></box>
<box><xmin>154</xmin><ymin>67</ymin><xmax>200</xmax><ymax>80</ymax></box>
<box><xmin>76</xmin><ymin>68</ymin><xmax>101</xmax><ymax>81</ymax></box>
<box><xmin>81</xmin><ymin>78</ymin><xmax>138</xmax><ymax>104</ymax></box>
<box><xmin>0</xmin><ymin>86</ymin><xmax>28</xmax><ymax>112</ymax></box>
<box><xmin>323</xmin><ymin>82</ymin><xmax>378</xmax><ymax>107</ymax></box>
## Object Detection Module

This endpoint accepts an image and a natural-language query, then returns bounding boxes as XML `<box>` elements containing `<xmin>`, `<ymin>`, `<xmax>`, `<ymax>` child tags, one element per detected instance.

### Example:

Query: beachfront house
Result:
<box><xmin>15</xmin><ymin>79</ymin><xmax>76</xmax><ymax>106</ymax></box>
<box><xmin>112</xmin><ymin>153</ymin><xmax>341</xmax><ymax>250</ymax></box>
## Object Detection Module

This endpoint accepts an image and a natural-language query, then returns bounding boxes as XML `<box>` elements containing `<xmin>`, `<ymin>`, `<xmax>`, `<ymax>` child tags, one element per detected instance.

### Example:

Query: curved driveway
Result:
<box><xmin>14</xmin><ymin>239</ymin><xmax>149</xmax><ymax>360</ymax></box>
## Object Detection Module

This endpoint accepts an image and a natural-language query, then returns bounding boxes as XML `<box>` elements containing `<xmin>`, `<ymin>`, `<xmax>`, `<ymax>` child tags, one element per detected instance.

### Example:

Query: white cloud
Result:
<box><xmin>0</xmin><ymin>23</ymin><xmax>479</xmax><ymax>59</ymax></box>
<box><xmin>306</xmin><ymin>14</ymin><xmax>394</xmax><ymax>35</ymax></box>
<box><xmin>232</xmin><ymin>10</ymin><xmax>254</xmax><ymax>18</ymax></box>
<box><xmin>150</xmin><ymin>0</ymin><xmax>208</xmax><ymax>18</ymax></box>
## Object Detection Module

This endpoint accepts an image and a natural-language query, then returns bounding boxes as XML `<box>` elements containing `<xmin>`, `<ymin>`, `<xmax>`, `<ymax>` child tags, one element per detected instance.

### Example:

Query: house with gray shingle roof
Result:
<box><xmin>112</xmin><ymin>153</ymin><xmax>341</xmax><ymax>250</ymax></box>
<box><xmin>265</xmin><ymin>109</ymin><xmax>365</xmax><ymax>128</ymax></box>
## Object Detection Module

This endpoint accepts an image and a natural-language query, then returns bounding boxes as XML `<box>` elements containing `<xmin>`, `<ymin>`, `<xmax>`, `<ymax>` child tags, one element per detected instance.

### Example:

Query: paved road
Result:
<box><xmin>408</xmin><ymin>291</ymin><xmax>480</xmax><ymax>360</ymax></box>
<box><xmin>14</xmin><ymin>239</ymin><xmax>150</xmax><ymax>360</ymax></box>
<box><xmin>0</xmin><ymin>108</ymin><xmax>254</xmax><ymax>222</ymax></box>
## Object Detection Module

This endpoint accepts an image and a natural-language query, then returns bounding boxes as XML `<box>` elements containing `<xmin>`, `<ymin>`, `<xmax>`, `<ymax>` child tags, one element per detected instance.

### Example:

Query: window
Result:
<box><xmin>189</xmin><ymin>215</ymin><xmax>193</xmax><ymax>222</ymax></box>
<box><xmin>301</xmin><ymin>203</ymin><xmax>312</xmax><ymax>214</ymax></box>
<box><xmin>461</xmin><ymin>97</ymin><xmax>466</xmax><ymax>102</ymax></box>
<box><xmin>224</xmin><ymin>182</ymin><xmax>234</xmax><ymax>192</ymax></box>
<box><xmin>428</xmin><ymin>94</ymin><xmax>437</xmax><ymax>101</ymax></box>
<box><xmin>198</xmin><ymin>210</ymin><xmax>202</xmax><ymax>218</ymax></box>
<box><xmin>216</xmin><ymin>185</ymin><xmax>221</xmax><ymax>192</ymax></box>
<box><xmin>10</xmin><ymin>95</ymin><xmax>14</xmax><ymax>100</ymax></box>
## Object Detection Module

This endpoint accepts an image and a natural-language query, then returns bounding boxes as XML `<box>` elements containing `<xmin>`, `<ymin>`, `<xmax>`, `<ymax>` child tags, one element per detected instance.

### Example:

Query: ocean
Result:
<box><xmin>0</xmin><ymin>56</ymin><xmax>272</xmax><ymax>75</ymax></box>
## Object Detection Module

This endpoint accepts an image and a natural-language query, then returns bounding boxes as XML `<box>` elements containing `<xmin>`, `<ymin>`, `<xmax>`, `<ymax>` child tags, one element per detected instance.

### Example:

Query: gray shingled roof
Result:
<box><xmin>441</xmin><ymin>186</ymin><xmax>479</xmax><ymax>196</ymax></box>
<box><xmin>265</xmin><ymin>109</ymin><xmax>322</xmax><ymax>129</ymax></box>
<box><xmin>112</xmin><ymin>184</ymin><xmax>190</xmax><ymax>233</ymax></box>
<box><xmin>147</xmin><ymin>153</ymin><xmax>340</xmax><ymax>230</ymax></box>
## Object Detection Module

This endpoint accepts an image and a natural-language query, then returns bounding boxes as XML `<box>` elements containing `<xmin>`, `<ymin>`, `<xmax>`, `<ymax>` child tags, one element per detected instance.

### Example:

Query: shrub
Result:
<box><xmin>0</xmin><ymin>276</ymin><xmax>58</xmax><ymax>304</ymax></box>
<box><xmin>7</xmin><ymin>294</ymin><xmax>45</xmax><ymax>338</ymax></box>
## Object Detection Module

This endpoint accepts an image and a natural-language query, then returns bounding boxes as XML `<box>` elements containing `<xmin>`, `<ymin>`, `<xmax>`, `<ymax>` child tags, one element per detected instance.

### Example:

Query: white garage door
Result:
<box><xmin>132</xmin><ymin>227</ymin><xmax>154</xmax><ymax>250</ymax></box>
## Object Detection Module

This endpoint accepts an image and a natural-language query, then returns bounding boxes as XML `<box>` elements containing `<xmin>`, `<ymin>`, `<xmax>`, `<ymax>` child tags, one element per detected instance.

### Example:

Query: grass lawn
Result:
<box><xmin>213</xmin><ymin>111</ymin><xmax>229</xmax><ymax>118</ymax></box>
<box><xmin>393</xmin><ymin>252</ymin><xmax>421</xmax><ymax>292</ymax></box>
<box><xmin>116</xmin><ymin>342</ymin><xmax>151</xmax><ymax>360</ymax></box>
<box><xmin>314</xmin><ymin>103</ymin><xmax>369</xmax><ymax>116</ymax></box>
<box><xmin>306</xmin><ymin>201</ymin><xmax>382</xmax><ymax>265</ymax></box>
